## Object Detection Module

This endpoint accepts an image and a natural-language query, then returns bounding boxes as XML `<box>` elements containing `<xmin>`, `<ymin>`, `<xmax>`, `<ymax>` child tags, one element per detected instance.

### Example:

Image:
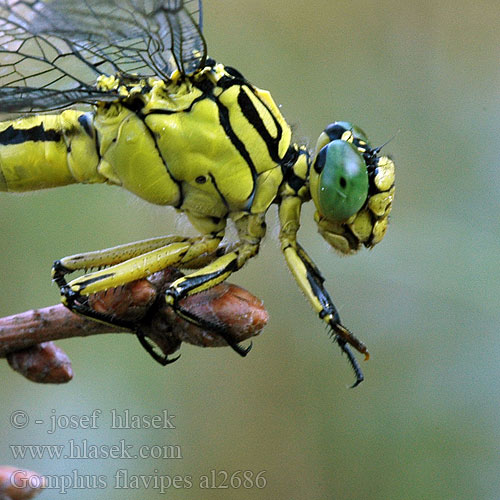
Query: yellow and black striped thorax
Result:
<box><xmin>93</xmin><ymin>59</ymin><xmax>294</xmax><ymax>218</ymax></box>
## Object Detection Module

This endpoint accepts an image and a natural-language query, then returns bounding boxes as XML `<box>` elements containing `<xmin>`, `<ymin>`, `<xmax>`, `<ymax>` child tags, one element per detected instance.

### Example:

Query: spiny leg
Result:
<box><xmin>279</xmin><ymin>195</ymin><xmax>367</xmax><ymax>386</ymax></box>
<box><xmin>52</xmin><ymin>234</ymin><xmax>192</xmax><ymax>292</ymax></box>
<box><xmin>166</xmin><ymin>251</ymin><xmax>251</xmax><ymax>357</ymax></box>
<box><xmin>52</xmin><ymin>234</ymin><xmax>223</xmax><ymax>363</ymax></box>
<box><xmin>295</xmin><ymin>242</ymin><xmax>369</xmax><ymax>357</ymax></box>
<box><xmin>285</xmin><ymin>240</ymin><xmax>366</xmax><ymax>386</ymax></box>
<box><xmin>53</xmin><ymin>235</ymin><xmax>215</xmax><ymax>317</ymax></box>
<box><xmin>165</xmin><ymin>212</ymin><xmax>267</xmax><ymax>357</ymax></box>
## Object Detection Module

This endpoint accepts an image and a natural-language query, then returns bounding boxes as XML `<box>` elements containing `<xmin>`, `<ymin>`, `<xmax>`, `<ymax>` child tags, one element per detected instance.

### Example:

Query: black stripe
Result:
<box><xmin>142</xmin><ymin>89</ymin><xmax>214</xmax><ymax>210</ymax></box>
<box><xmin>223</xmin><ymin>65</ymin><xmax>246</xmax><ymax>82</ymax></box>
<box><xmin>237</xmin><ymin>87</ymin><xmax>282</xmax><ymax>163</ymax></box>
<box><xmin>295</xmin><ymin>243</ymin><xmax>337</xmax><ymax>317</ymax></box>
<box><xmin>89</xmin><ymin>112</ymin><xmax>102</xmax><ymax>165</ymax></box>
<box><xmin>75</xmin><ymin>273</ymin><xmax>115</xmax><ymax>291</ymax></box>
<box><xmin>0</xmin><ymin>124</ymin><xmax>61</xmax><ymax>145</ymax></box>
<box><xmin>208</xmin><ymin>172</ymin><xmax>229</xmax><ymax>209</ymax></box>
<box><xmin>282</xmin><ymin>148</ymin><xmax>309</xmax><ymax>193</ymax></box>
<box><xmin>253</xmin><ymin>88</ymin><xmax>288</xmax><ymax>153</ymax></box>
<box><xmin>297</xmin><ymin>243</ymin><xmax>325</xmax><ymax>283</ymax></box>
<box><xmin>175</xmin><ymin>258</ymin><xmax>238</xmax><ymax>295</ymax></box>
<box><xmin>145</xmin><ymin>92</ymin><xmax>206</xmax><ymax>115</ymax></box>
<box><xmin>77</xmin><ymin>114</ymin><xmax>94</xmax><ymax>138</ymax></box>
<box><xmin>214</xmin><ymin>96</ymin><xmax>257</xmax><ymax>202</ymax></box>
<box><xmin>140</xmin><ymin>111</ymin><xmax>184</xmax><ymax>208</ymax></box>
<box><xmin>306</xmin><ymin>268</ymin><xmax>334</xmax><ymax>317</ymax></box>
<box><xmin>284</xmin><ymin>169</ymin><xmax>305</xmax><ymax>194</ymax></box>
<box><xmin>217</xmin><ymin>75</ymin><xmax>241</xmax><ymax>90</ymax></box>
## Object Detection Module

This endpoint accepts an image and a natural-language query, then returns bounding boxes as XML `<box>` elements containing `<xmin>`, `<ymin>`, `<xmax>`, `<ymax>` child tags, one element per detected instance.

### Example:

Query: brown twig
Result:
<box><xmin>0</xmin><ymin>269</ymin><xmax>268</xmax><ymax>382</ymax></box>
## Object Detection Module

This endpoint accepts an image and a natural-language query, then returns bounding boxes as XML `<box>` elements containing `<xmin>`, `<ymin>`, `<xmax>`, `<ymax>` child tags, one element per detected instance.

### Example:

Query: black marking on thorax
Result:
<box><xmin>194</xmin><ymin>72</ymin><xmax>262</xmax><ymax>203</ymax></box>
<box><xmin>134</xmin><ymin>109</ymin><xmax>185</xmax><ymax>209</ymax></box>
<box><xmin>236</xmin><ymin>88</ymin><xmax>283</xmax><ymax>163</ymax></box>
<box><xmin>282</xmin><ymin>148</ymin><xmax>307</xmax><ymax>193</ymax></box>
<box><xmin>213</xmin><ymin>94</ymin><xmax>258</xmax><ymax>201</ymax></box>
<box><xmin>77</xmin><ymin>114</ymin><xmax>93</xmax><ymax>137</ymax></box>
<box><xmin>78</xmin><ymin>112</ymin><xmax>102</xmax><ymax>163</ymax></box>
<box><xmin>208</xmin><ymin>172</ymin><xmax>229</xmax><ymax>210</ymax></box>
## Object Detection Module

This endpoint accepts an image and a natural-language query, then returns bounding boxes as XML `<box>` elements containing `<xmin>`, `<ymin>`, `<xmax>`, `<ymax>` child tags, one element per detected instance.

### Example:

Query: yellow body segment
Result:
<box><xmin>0</xmin><ymin>111</ymin><xmax>103</xmax><ymax>192</ymax></box>
<box><xmin>93</xmin><ymin>105</ymin><xmax>181</xmax><ymax>206</ymax></box>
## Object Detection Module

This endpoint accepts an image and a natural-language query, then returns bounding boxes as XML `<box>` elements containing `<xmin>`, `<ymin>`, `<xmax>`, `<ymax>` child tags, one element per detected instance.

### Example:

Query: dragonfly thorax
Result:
<box><xmin>89</xmin><ymin>62</ymin><xmax>293</xmax><ymax>219</ymax></box>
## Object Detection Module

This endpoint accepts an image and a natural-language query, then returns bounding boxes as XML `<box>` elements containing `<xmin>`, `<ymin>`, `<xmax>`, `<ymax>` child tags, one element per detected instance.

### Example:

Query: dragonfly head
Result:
<box><xmin>310</xmin><ymin>122</ymin><xmax>395</xmax><ymax>255</ymax></box>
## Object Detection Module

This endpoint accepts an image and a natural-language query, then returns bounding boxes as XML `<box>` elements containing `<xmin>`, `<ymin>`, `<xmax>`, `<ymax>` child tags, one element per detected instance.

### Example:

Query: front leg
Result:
<box><xmin>279</xmin><ymin>195</ymin><xmax>368</xmax><ymax>386</ymax></box>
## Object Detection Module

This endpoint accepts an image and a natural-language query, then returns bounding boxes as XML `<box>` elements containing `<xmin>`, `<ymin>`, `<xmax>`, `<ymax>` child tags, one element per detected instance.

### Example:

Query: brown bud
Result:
<box><xmin>7</xmin><ymin>342</ymin><xmax>73</xmax><ymax>384</ymax></box>
<box><xmin>89</xmin><ymin>269</ymin><xmax>269</xmax><ymax>358</ymax></box>
<box><xmin>89</xmin><ymin>278</ymin><xmax>157</xmax><ymax>320</ymax></box>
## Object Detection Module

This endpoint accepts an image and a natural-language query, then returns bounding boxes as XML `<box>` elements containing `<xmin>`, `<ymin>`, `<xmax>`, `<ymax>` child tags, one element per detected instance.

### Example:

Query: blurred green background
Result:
<box><xmin>1</xmin><ymin>0</ymin><xmax>498</xmax><ymax>498</ymax></box>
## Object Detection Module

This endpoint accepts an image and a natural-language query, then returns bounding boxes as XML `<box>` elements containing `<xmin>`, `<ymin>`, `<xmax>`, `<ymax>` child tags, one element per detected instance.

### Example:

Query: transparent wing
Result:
<box><xmin>29</xmin><ymin>0</ymin><xmax>205</xmax><ymax>77</ymax></box>
<box><xmin>0</xmin><ymin>0</ymin><xmax>205</xmax><ymax>113</ymax></box>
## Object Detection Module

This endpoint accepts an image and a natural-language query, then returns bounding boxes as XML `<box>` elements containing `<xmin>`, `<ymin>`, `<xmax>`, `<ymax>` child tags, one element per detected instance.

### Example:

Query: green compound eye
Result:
<box><xmin>314</xmin><ymin>140</ymin><xmax>369</xmax><ymax>221</ymax></box>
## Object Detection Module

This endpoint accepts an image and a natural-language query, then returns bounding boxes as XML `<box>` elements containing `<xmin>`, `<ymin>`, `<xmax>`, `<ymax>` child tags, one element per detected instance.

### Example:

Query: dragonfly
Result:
<box><xmin>0</xmin><ymin>0</ymin><xmax>395</xmax><ymax>386</ymax></box>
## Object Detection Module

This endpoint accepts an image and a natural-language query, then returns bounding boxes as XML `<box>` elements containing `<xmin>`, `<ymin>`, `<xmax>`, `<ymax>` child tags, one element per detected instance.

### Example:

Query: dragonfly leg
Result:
<box><xmin>52</xmin><ymin>234</ymin><xmax>223</xmax><ymax>363</ymax></box>
<box><xmin>136</xmin><ymin>331</ymin><xmax>181</xmax><ymax>366</ymax></box>
<box><xmin>278</xmin><ymin>195</ymin><xmax>368</xmax><ymax>386</ymax></box>
<box><xmin>165</xmin><ymin>212</ymin><xmax>267</xmax><ymax>357</ymax></box>
<box><xmin>336</xmin><ymin>338</ymin><xmax>364</xmax><ymax>388</ymax></box>
<box><xmin>53</xmin><ymin>234</ymin><xmax>221</xmax><ymax>298</ymax></box>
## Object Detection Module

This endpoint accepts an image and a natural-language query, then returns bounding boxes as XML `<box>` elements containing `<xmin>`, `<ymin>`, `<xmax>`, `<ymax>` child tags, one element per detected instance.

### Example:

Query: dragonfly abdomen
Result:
<box><xmin>0</xmin><ymin>111</ymin><xmax>103</xmax><ymax>192</ymax></box>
